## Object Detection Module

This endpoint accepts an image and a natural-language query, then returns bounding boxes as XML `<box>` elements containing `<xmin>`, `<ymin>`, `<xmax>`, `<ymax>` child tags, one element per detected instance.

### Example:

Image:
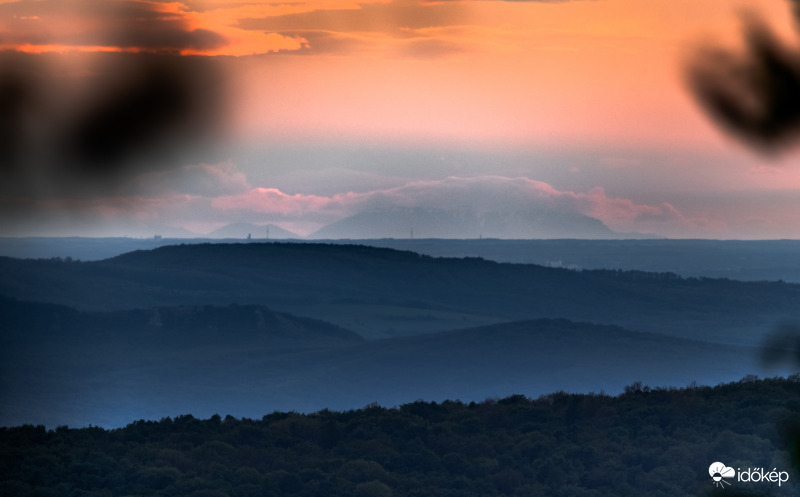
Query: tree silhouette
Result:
<box><xmin>687</xmin><ymin>4</ymin><xmax>800</xmax><ymax>491</ymax></box>
<box><xmin>687</xmin><ymin>0</ymin><xmax>800</xmax><ymax>154</ymax></box>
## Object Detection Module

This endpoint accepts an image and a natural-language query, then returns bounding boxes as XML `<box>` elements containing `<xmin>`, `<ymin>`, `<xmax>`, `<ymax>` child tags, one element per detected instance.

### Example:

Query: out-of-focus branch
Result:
<box><xmin>761</xmin><ymin>321</ymin><xmax>800</xmax><ymax>369</ymax></box>
<box><xmin>686</xmin><ymin>5</ymin><xmax>800</xmax><ymax>154</ymax></box>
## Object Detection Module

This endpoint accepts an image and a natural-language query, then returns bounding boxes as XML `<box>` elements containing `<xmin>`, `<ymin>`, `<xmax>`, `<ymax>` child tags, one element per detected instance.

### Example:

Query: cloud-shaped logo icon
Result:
<box><xmin>709</xmin><ymin>462</ymin><xmax>736</xmax><ymax>488</ymax></box>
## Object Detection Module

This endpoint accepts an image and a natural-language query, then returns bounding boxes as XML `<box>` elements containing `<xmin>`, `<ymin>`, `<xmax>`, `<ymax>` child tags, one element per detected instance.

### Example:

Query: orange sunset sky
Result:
<box><xmin>1</xmin><ymin>0</ymin><xmax>800</xmax><ymax>238</ymax></box>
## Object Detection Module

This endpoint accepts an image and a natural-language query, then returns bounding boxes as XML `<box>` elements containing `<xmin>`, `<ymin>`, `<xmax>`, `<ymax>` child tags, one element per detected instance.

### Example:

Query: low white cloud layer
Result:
<box><xmin>131</xmin><ymin>161</ymin><xmax>250</xmax><ymax>197</ymax></box>
<box><xmin>0</xmin><ymin>163</ymin><xmax>740</xmax><ymax>238</ymax></box>
<box><xmin>203</xmin><ymin>173</ymin><xmax>716</xmax><ymax>237</ymax></box>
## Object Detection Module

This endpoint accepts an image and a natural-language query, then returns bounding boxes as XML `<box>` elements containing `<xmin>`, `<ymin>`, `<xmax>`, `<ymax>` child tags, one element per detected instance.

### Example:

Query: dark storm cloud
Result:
<box><xmin>686</xmin><ymin>6</ymin><xmax>800</xmax><ymax>154</ymax></box>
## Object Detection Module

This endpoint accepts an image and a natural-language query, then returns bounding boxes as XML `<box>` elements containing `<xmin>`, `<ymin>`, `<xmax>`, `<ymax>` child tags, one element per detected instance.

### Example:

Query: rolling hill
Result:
<box><xmin>0</xmin><ymin>297</ymin><xmax>364</xmax><ymax>427</ymax></box>
<box><xmin>3</xmin><ymin>238</ymin><xmax>800</xmax><ymax>283</ymax></box>
<box><xmin>1</xmin><ymin>296</ymin><xmax>782</xmax><ymax>428</ymax></box>
<box><xmin>1</xmin><ymin>242</ymin><xmax>798</xmax><ymax>344</ymax></box>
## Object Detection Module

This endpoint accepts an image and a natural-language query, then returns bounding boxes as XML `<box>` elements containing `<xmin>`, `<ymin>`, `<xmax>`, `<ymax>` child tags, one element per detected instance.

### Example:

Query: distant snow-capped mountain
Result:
<box><xmin>309</xmin><ymin>206</ymin><xmax>616</xmax><ymax>239</ymax></box>
<box><xmin>206</xmin><ymin>223</ymin><xmax>299</xmax><ymax>239</ymax></box>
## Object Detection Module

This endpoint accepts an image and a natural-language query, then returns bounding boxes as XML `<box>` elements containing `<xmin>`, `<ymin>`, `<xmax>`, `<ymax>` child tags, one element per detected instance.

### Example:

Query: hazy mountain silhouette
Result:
<box><xmin>141</xmin><ymin>223</ymin><xmax>200</xmax><ymax>238</ymax></box>
<box><xmin>0</xmin><ymin>296</ymin><xmax>364</xmax><ymax>427</ymax></box>
<box><xmin>206</xmin><ymin>223</ymin><xmax>298</xmax><ymax>239</ymax></box>
<box><xmin>352</xmin><ymin>238</ymin><xmax>800</xmax><ymax>282</ymax></box>
<box><xmin>0</xmin><ymin>296</ymin><xmax>777</xmax><ymax>428</ymax></box>
<box><xmin>309</xmin><ymin>206</ymin><xmax>616</xmax><ymax>239</ymax></box>
<box><xmin>3</xmin><ymin>238</ymin><xmax>799</xmax><ymax>284</ymax></box>
<box><xmin>1</xmin><ymin>242</ymin><xmax>798</xmax><ymax>345</ymax></box>
<box><xmin>291</xmin><ymin>319</ymin><xmax>773</xmax><ymax>413</ymax></box>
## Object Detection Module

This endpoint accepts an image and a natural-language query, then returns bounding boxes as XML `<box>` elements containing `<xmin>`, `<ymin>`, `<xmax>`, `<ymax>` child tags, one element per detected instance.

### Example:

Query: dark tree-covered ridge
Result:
<box><xmin>2</xmin><ymin>295</ymin><xmax>773</xmax><ymax>428</ymax></box>
<box><xmin>2</xmin><ymin>242</ymin><xmax>799</xmax><ymax>344</ymax></box>
<box><xmin>1</xmin><ymin>376</ymin><xmax>798</xmax><ymax>497</ymax></box>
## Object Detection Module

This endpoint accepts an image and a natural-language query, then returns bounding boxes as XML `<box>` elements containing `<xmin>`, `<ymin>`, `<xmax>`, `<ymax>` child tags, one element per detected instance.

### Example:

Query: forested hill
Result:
<box><xmin>1</xmin><ymin>242</ymin><xmax>799</xmax><ymax>344</ymax></box>
<box><xmin>2</xmin><ymin>238</ymin><xmax>799</xmax><ymax>283</ymax></box>
<box><xmin>0</xmin><ymin>296</ymin><xmax>364</xmax><ymax>347</ymax></box>
<box><xmin>2</xmin><ymin>377</ymin><xmax>798</xmax><ymax>497</ymax></box>
<box><xmin>0</xmin><ymin>296</ymin><xmax>367</xmax><ymax>427</ymax></box>
<box><xmin>2</xmin><ymin>295</ymin><xmax>773</xmax><ymax>427</ymax></box>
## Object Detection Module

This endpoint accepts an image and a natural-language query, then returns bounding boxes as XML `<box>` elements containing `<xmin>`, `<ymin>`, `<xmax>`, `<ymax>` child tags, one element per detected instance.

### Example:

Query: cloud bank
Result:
<box><xmin>0</xmin><ymin>163</ymin><xmax>717</xmax><ymax>238</ymax></box>
<box><xmin>0</xmin><ymin>0</ymin><xmax>228</xmax><ymax>53</ymax></box>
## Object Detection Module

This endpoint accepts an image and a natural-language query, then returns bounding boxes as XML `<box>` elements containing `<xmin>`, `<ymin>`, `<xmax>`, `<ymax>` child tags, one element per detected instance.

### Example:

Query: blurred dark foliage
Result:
<box><xmin>0</xmin><ymin>51</ymin><xmax>42</xmax><ymax>172</ymax></box>
<box><xmin>64</xmin><ymin>55</ymin><xmax>225</xmax><ymax>176</ymax></box>
<box><xmin>0</xmin><ymin>0</ymin><xmax>230</xmax><ymax>197</ymax></box>
<box><xmin>1</xmin><ymin>377</ymin><xmax>798</xmax><ymax>497</ymax></box>
<box><xmin>762</xmin><ymin>322</ymin><xmax>800</xmax><ymax>476</ymax></box>
<box><xmin>687</xmin><ymin>1</ymin><xmax>800</xmax><ymax>153</ymax></box>
<box><xmin>781</xmin><ymin>416</ymin><xmax>800</xmax><ymax>484</ymax></box>
<box><xmin>762</xmin><ymin>321</ymin><xmax>800</xmax><ymax>369</ymax></box>
<box><xmin>0</xmin><ymin>67</ymin><xmax>33</xmax><ymax>168</ymax></box>
<box><xmin>689</xmin><ymin>4</ymin><xmax>800</xmax><ymax>488</ymax></box>
<box><xmin>0</xmin><ymin>50</ymin><xmax>227</xmax><ymax>194</ymax></box>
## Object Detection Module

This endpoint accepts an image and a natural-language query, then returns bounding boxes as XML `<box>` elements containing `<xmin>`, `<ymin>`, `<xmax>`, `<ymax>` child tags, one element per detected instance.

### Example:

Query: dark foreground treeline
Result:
<box><xmin>2</xmin><ymin>377</ymin><xmax>799</xmax><ymax>497</ymax></box>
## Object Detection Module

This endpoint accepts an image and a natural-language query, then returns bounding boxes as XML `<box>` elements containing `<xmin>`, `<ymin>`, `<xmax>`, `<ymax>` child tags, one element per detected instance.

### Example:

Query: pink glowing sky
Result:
<box><xmin>1</xmin><ymin>0</ymin><xmax>800</xmax><ymax>238</ymax></box>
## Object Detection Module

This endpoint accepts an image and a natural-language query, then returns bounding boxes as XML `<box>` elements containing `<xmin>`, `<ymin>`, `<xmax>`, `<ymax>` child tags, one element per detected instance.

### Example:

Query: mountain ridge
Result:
<box><xmin>2</xmin><ymin>242</ymin><xmax>799</xmax><ymax>345</ymax></box>
<box><xmin>1</xmin><ymin>296</ymin><xmax>781</xmax><ymax>428</ymax></box>
<box><xmin>309</xmin><ymin>206</ymin><xmax>617</xmax><ymax>239</ymax></box>
<box><xmin>205</xmin><ymin>223</ymin><xmax>298</xmax><ymax>239</ymax></box>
